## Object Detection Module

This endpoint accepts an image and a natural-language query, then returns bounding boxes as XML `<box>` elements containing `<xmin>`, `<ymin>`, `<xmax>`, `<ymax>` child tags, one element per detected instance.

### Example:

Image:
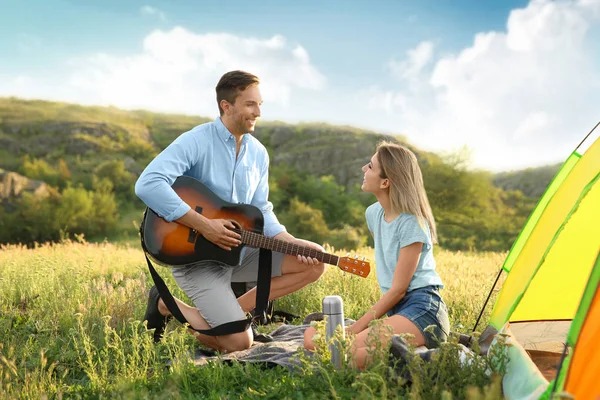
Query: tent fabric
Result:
<box><xmin>508</xmin><ymin>321</ymin><xmax>571</xmax><ymax>353</ymax></box>
<box><xmin>474</xmin><ymin>123</ymin><xmax>600</xmax><ymax>399</ymax></box>
<box><xmin>499</xmin><ymin>154</ymin><xmax>580</xmax><ymax>275</ymax></box>
<box><xmin>489</xmin><ymin>134</ymin><xmax>600</xmax><ymax>331</ymax></box>
<box><xmin>510</xmin><ymin>172</ymin><xmax>599</xmax><ymax>324</ymax></box>
<box><xmin>558</xmin><ymin>252</ymin><xmax>600</xmax><ymax>398</ymax></box>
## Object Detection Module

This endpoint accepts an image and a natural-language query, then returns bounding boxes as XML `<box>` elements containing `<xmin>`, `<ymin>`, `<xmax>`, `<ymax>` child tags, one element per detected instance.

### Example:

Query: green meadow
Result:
<box><xmin>0</xmin><ymin>238</ymin><xmax>508</xmax><ymax>399</ymax></box>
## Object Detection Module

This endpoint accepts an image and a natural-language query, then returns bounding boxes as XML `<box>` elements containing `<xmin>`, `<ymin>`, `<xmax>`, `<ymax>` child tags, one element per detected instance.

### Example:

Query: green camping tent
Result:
<box><xmin>475</xmin><ymin>122</ymin><xmax>600</xmax><ymax>399</ymax></box>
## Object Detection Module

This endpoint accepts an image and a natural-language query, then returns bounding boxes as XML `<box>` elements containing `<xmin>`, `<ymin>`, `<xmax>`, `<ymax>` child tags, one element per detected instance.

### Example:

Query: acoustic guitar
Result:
<box><xmin>141</xmin><ymin>176</ymin><xmax>371</xmax><ymax>278</ymax></box>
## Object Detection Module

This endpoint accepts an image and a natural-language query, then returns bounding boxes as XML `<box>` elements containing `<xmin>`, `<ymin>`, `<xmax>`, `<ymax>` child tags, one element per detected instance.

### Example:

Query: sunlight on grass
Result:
<box><xmin>0</xmin><ymin>239</ymin><xmax>507</xmax><ymax>398</ymax></box>
<box><xmin>277</xmin><ymin>245</ymin><xmax>506</xmax><ymax>333</ymax></box>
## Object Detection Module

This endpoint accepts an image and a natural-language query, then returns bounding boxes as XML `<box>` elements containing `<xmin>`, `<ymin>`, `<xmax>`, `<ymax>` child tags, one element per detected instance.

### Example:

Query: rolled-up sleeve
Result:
<box><xmin>134</xmin><ymin>132</ymin><xmax>198</xmax><ymax>222</ymax></box>
<box><xmin>251</xmin><ymin>154</ymin><xmax>286</xmax><ymax>238</ymax></box>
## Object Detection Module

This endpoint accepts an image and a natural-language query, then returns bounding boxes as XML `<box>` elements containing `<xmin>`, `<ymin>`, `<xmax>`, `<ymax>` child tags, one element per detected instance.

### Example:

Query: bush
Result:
<box><xmin>123</xmin><ymin>139</ymin><xmax>156</xmax><ymax>166</ymax></box>
<box><xmin>94</xmin><ymin>160</ymin><xmax>137</xmax><ymax>204</ymax></box>
<box><xmin>0</xmin><ymin>184</ymin><xmax>119</xmax><ymax>245</ymax></box>
<box><xmin>326</xmin><ymin>225</ymin><xmax>368</xmax><ymax>253</ymax></box>
<box><xmin>279</xmin><ymin>198</ymin><xmax>330</xmax><ymax>244</ymax></box>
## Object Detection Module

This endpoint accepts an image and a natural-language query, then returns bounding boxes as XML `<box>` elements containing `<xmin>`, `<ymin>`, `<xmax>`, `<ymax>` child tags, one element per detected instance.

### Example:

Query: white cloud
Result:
<box><xmin>388</xmin><ymin>41</ymin><xmax>434</xmax><ymax>82</ymax></box>
<box><xmin>11</xmin><ymin>75</ymin><xmax>34</xmax><ymax>86</ymax></box>
<box><xmin>1</xmin><ymin>27</ymin><xmax>325</xmax><ymax>116</ymax></box>
<box><xmin>2</xmin><ymin>0</ymin><xmax>599</xmax><ymax>172</ymax></box>
<box><xmin>365</xmin><ymin>0</ymin><xmax>600</xmax><ymax>171</ymax></box>
<box><xmin>513</xmin><ymin>111</ymin><xmax>552</xmax><ymax>140</ymax></box>
<box><xmin>141</xmin><ymin>5</ymin><xmax>167</xmax><ymax>21</ymax></box>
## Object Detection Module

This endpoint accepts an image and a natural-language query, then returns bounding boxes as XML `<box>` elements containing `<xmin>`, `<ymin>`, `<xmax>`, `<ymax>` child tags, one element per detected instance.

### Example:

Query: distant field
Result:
<box><xmin>0</xmin><ymin>240</ymin><xmax>507</xmax><ymax>399</ymax></box>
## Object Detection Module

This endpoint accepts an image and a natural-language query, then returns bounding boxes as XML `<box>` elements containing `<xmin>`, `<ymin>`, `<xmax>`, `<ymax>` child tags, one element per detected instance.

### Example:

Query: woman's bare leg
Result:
<box><xmin>350</xmin><ymin>315</ymin><xmax>425</xmax><ymax>369</ymax></box>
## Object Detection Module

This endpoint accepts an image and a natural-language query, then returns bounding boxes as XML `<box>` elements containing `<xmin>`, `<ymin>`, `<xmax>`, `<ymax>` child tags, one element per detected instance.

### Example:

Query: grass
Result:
<box><xmin>0</xmin><ymin>238</ymin><xmax>508</xmax><ymax>399</ymax></box>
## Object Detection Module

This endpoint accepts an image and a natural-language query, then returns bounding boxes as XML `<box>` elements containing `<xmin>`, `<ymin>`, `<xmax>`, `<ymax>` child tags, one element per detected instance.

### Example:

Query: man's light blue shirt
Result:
<box><xmin>135</xmin><ymin>117</ymin><xmax>287</xmax><ymax>238</ymax></box>
<box><xmin>366</xmin><ymin>202</ymin><xmax>443</xmax><ymax>294</ymax></box>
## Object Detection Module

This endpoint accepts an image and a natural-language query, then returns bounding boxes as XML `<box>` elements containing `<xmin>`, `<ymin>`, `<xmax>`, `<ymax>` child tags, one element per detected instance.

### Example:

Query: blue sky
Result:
<box><xmin>1</xmin><ymin>0</ymin><xmax>599</xmax><ymax>171</ymax></box>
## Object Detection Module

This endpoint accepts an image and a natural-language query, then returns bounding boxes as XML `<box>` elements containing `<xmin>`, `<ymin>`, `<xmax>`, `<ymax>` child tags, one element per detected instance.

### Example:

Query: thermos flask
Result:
<box><xmin>323</xmin><ymin>295</ymin><xmax>345</xmax><ymax>368</ymax></box>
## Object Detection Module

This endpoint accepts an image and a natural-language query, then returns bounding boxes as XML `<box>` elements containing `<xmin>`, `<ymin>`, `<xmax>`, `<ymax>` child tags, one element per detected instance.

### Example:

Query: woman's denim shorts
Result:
<box><xmin>387</xmin><ymin>285</ymin><xmax>450</xmax><ymax>348</ymax></box>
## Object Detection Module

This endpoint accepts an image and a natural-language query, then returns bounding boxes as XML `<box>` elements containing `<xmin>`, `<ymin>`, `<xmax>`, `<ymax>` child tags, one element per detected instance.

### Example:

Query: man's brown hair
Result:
<box><xmin>215</xmin><ymin>70</ymin><xmax>260</xmax><ymax>116</ymax></box>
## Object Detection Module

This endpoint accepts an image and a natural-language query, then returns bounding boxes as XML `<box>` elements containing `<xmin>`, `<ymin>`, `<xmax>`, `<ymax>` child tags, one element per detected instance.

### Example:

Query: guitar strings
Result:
<box><xmin>230</xmin><ymin>227</ymin><xmax>335</xmax><ymax>263</ymax></box>
<box><xmin>228</xmin><ymin>228</ymin><xmax>369</xmax><ymax>277</ymax></box>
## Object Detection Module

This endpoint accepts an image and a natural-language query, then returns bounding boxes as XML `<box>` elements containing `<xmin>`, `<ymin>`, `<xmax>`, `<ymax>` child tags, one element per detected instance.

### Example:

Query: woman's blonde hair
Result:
<box><xmin>376</xmin><ymin>141</ymin><xmax>438</xmax><ymax>244</ymax></box>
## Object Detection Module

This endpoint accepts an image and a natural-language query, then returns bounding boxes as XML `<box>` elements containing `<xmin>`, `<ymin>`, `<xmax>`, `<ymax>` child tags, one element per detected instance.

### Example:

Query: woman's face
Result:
<box><xmin>361</xmin><ymin>152</ymin><xmax>386</xmax><ymax>193</ymax></box>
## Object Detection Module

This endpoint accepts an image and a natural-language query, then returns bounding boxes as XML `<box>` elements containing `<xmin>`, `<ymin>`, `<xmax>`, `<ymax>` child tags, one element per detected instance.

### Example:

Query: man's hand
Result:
<box><xmin>292</xmin><ymin>238</ymin><xmax>324</xmax><ymax>266</ymax></box>
<box><xmin>273</xmin><ymin>232</ymin><xmax>325</xmax><ymax>266</ymax></box>
<box><xmin>200</xmin><ymin>218</ymin><xmax>242</xmax><ymax>251</ymax></box>
<box><xmin>176</xmin><ymin>209</ymin><xmax>241</xmax><ymax>251</ymax></box>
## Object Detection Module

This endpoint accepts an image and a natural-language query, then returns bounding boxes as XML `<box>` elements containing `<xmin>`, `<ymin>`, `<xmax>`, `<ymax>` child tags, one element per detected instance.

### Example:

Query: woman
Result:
<box><xmin>304</xmin><ymin>141</ymin><xmax>450</xmax><ymax>369</ymax></box>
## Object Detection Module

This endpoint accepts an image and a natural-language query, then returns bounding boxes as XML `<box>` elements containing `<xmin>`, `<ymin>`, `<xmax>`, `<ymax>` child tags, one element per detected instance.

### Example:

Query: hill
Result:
<box><xmin>0</xmin><ymin>97</ymin><xmax>544</xmax><ymax>251</ymax></box>
<box><xmin>0</xmin><ymin>97</ymin><xmax>434</xmax><ymax>190</ymax></box>
<box><xmin>492</xmin><ymin>163</ymin><xmax>561</xmax><ymax>198</ymax></box>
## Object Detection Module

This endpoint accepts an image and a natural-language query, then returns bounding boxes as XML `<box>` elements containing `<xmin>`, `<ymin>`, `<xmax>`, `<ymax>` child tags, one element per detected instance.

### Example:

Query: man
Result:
<box><xmin>135</xmin><ymin>70</ymin><xmax>325</xmax><ymax>353</ymax></box>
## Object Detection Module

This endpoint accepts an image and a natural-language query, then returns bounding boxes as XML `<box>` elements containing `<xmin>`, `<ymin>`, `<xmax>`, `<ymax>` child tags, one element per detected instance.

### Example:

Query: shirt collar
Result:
<box><xmin>214</xmin><ymin>117</ymin><xmax>247</xmax><ymax>145</ymax></box>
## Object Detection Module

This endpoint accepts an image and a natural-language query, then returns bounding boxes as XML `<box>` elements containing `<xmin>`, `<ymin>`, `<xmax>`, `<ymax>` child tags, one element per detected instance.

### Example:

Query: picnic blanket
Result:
<box><xmin>191</xmin><ymin>321</ymin><xmax>342</xmax><ymax>372</ymax></box>
<box><xmin>189</xmin><ymin>317</ymin><xmax>444</xmax><ymax>374</ymax></box>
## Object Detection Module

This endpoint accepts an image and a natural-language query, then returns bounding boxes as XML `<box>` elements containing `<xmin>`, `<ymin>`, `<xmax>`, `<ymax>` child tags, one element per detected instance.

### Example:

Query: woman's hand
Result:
<box><xmin>345</xmin><ymin>325</ymin><xmax>360</xmax><ymax>336</ymax></box>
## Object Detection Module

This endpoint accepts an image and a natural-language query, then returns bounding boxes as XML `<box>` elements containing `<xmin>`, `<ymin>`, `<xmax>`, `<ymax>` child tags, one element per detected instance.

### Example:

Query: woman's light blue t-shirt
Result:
<box><xmin>365</xmin><ymin>202</ymin><xmax>443</xmax><ymax>294</ymax></box>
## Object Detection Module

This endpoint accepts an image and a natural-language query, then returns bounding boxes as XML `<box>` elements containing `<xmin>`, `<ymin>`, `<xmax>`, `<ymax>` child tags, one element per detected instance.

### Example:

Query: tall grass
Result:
<box><xmin>0</xmin><ymin>239</ymin><xmax>507</xmax><ymax>399</ymax></box>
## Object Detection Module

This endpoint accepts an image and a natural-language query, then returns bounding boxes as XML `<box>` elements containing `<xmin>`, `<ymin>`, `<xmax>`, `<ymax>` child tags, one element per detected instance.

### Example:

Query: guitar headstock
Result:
<box><xmin>338</xmin><ymin>255</ymin><xmax>371</xmax><ymax>278</ymax></box>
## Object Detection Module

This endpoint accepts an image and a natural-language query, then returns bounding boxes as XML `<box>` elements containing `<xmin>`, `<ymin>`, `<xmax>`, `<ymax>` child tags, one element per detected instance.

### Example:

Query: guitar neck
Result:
<box><xmin>240</xmin><ymin>230</ymin><xmax>340</xmax><ymax>266</ymax></box>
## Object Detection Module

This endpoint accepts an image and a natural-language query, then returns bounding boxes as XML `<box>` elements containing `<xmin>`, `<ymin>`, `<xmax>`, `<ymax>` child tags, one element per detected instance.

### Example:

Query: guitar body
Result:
<box><xmin>140</xmin><ymin>175</ymin><xmax>372</xmax><ymax>278</ymax></box>
<box><xmin>141</xmin><ymin>176</ymin><xmax>264</xmax><ymax>267</ymax></box>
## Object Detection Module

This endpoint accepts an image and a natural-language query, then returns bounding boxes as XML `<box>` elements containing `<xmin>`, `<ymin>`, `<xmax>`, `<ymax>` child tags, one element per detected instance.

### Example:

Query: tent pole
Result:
<box><xmin>550</xmin><ymin>343</ymin><xmax>569</xmax><ymax>396</ymax></box>
<box><xmin>472</xmin><ymin>267</ymin><xmax>504</xmax><ymax>333</ymax></box>
<box><xmin>574</xmin><ymin>120</ymin><xmax>599</xmax><ymax>151</ymax></box>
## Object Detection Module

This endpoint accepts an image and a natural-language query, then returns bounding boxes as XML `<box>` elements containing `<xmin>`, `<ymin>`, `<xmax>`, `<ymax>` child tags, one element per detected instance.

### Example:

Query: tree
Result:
<box><xmin>279</xmin><ymin>198</ymin><xmax>330</xmax><ymax>244</ymax></box>
<box><xmin>94</xmin><ymin>160</ymin><xmax>137</xmax><ymax>204</ymax></box>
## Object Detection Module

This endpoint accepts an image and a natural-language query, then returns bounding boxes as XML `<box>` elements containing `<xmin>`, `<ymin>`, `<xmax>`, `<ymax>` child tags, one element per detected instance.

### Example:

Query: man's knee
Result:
<box><xmin>307</xmin><ymin>262</ymin><xmax>325</xmax><ymax>282</ymax></box>
<box><xmin>218</xmin><ymin>330</ymin><xmax>253</xmax><ymax>353</ymax></box>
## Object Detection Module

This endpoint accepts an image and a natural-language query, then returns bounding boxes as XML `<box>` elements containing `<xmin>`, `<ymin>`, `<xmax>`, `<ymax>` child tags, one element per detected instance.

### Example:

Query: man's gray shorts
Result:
<box><xmin>171</xmin><ymin>247</ymin><xmax>285</xmax><ymax>329</ymax></box>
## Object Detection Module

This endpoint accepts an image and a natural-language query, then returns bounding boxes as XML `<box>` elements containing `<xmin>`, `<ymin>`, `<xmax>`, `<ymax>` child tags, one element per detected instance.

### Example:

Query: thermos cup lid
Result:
<box><xmin>322</xmin><ymin>295</ymin><xmax>344</xmax><ymax>315</ymax></box>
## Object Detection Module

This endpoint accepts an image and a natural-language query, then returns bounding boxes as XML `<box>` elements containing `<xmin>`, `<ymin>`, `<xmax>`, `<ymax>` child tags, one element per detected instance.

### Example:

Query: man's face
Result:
<box><xmin>224</xmin><ymin>85</ymin><xmax>263</xmax><ymax>135</ymax></box>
